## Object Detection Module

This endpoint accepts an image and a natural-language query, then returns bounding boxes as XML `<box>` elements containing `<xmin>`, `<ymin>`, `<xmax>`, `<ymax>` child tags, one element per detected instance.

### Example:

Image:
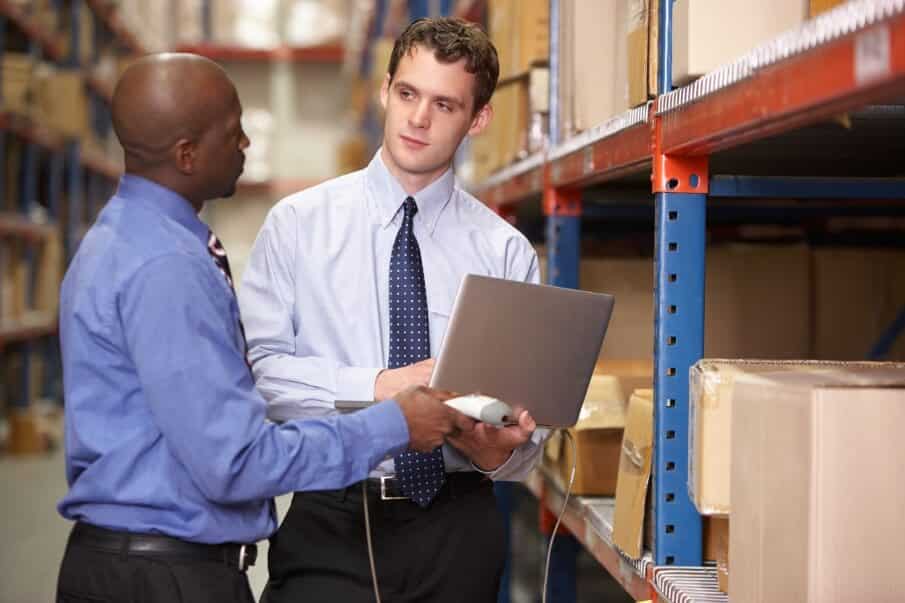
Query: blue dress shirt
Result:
<box><xmin>57</xmin><ymin>175</ymin><xmax>409</xmax><ymax>544</ymax></box>
<box><xmin>240</xmin><ymin>150</ymin><xmax>547</xmax><ymax>481</ymax></box>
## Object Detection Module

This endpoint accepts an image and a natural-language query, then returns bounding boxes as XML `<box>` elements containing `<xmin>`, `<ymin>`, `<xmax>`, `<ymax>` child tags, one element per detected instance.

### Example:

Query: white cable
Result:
<box><xmin>362</xmin><ymin>481</ymin><xmax>382</xmax><ymax>603</ymax></box>
<box><xmin>542</xmin><ymin>428</ymin><xmax>577</xmax><ymax>603</ymax></box>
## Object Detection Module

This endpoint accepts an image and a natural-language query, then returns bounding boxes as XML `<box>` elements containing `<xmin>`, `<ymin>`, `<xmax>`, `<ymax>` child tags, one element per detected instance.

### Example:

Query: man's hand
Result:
<box><xmin>395</xmin><ymin>386</ymin><xmax>475</xmax><ymax>452</ymax></box>
<box><xmin>446</xmin><ymin>408</ymin><xmax>537</xmax><ymax>472</ymax></box>
<box><xmin>375</xmin><ymin>358</ymin><xmax>435</xmax><ymax>401</ymax></box>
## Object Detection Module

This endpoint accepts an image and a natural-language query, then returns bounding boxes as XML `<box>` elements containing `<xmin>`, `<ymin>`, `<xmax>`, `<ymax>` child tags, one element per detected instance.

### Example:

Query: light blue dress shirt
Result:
<box><xmin>240</xmin><ymin>150</ymin><xmax>546</xmax><ymax>480</ymax></box>
<box><xmin>57</xmin><ymin>175</ymin><xmax>410</xmax><ymax>544</ymax></box>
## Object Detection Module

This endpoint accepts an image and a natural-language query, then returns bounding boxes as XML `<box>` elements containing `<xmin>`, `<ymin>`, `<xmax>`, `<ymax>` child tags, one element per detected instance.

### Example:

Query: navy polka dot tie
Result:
<box><xmin>390</xmin><ymin>197</ymin><xmax>445</xmax><ymax>507</ymax></box>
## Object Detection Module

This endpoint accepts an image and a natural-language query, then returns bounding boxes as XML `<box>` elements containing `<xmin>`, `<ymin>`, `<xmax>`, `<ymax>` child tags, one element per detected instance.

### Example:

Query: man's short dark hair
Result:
<box><xmin>387</xmin><ymin>17</ymin><xmax>500</xmax><ymax>113</ymax></box>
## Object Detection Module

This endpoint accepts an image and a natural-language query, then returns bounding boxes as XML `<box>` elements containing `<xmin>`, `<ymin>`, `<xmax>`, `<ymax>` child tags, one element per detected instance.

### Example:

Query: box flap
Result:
<box><xmin>574</xmin><ymin>375</ymin><xmax>629</xmax><ymax>431</ymax></box>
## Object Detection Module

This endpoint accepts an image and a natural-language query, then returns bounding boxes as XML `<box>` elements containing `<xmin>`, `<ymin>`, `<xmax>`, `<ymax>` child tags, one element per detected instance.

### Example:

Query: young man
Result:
<box><xmin>240</xmin><ymin>18</ymin><xmax>544</xmax><ymax>602</ymax></box>
<box><xmin>55</xmin><ymin>53</ymin><xmax>471</xmax><ymax>603</ymax></box>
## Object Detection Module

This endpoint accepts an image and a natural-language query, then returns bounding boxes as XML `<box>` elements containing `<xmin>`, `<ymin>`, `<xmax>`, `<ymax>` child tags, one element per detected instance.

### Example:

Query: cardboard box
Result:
<box><xmin>34</xmin><ymin>230</ymin><xmax>62</xmax><ymax>315</ymax></box>
<box><xmin>731</xmin><ymin>373</ymin><xmax>905</xmax><ymax>602</ymax></box>
<box><xmin>514</xmin><ymin>0</ymin><xmax>549</xmax><ymax>74</ymax></box>
<box><xmin>813</xmin><ymin>248</ymin><xmax>905</xmax><ymax>361</ymax></box>
<box><xmin>474</xmin><ymin>77</ymin><xmax>530</xmax><ymax>175</ymax></box>
<box><xmin>543</xmin><ymin>374</ymin><xmax>625</xmax><ymax>495</ymax></box>
<box><xmin>0</xmin><ymin>242</ymin><xmax>19</xmax><ymax>323</ymax></box>
<box><xmin>1</xmin><ymin>54</ymin><xmax>34</xmax><ymax>115</ymax></box>
<box><xmin>613</xmin><ymin>388</ymin><xmax>653</xmax><ymax>557</ymax></box>
<box><xmin>627</xmin><ymin>0</ymin><xmax>658</xmax><ymax>107</ymax></box>
<box><xmin>672</xmin><ymin>0</ymin><xmax>809</xmax><ymax>84</ymax></box>
<box><xmin>577</xmin><ymin>244</ymin><xmax>812</xmax><ymax>360</ymax></box>
<box><xmin>613</xmin><ymin>388</ymin><xmax>727</xmax><ymax>561</ymax></box>
<box><xmin>809</xmin><ymin>0</ymin><xmax>848</xmax><ymax>16</ymax></box>
<box><xmin>544</xmin><ymin>371</ymin><xmax>652</xmax><ymax>495</ymax></box>
<box><xmin>562</xmin><ymin>0</ymin><xmax>630</xmax><ymax>135</ymax></box>
<box><xmin>690</xmin><ymin>359</ymin><xmax>905</xmax><ymax>516</ymax></box>
<box><xmin>489</xmin><ymin>0</ymin><xmax>548</xmax><ymax>80</ymax></box>
<box><xmin>33</xmin><ymin>69</ymin><xmax>88</xmax><ymax>139</ymax></box>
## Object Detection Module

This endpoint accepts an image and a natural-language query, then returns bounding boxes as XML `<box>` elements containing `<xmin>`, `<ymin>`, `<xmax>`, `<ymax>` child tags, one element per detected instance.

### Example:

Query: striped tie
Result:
<box><xmin>207</xmin><ymin>230</ymin><xmax>249</xmax><ymax>362</ymax></box>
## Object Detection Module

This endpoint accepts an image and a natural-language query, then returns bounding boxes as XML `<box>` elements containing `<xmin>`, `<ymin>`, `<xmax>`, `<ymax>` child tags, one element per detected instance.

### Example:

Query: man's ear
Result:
<box><xmin>467</xmin><ymin>103</ymin><xmax>492</xmax><ymax>137</ymax></box>
<box><xmin>379</xmin><ymin>73</ymin><xmax>391</xmax><ymax>111</ymax></box>
<box><xmin>173</xmin><ymin>139</ymin><xmax>196</xmax><ymax>175</ymax></box>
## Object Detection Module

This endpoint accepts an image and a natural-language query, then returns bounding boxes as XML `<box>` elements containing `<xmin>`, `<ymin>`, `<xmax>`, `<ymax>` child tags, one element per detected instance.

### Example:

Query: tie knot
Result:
<box><xmin>403</xmin><ymin>197</ymin><xmax>418</xmax><ymax>220</ymax></box>
<box><xmin>208</xmin><ymin>230</ymin><xmax>224</xmax><ymax>254</ymax></box>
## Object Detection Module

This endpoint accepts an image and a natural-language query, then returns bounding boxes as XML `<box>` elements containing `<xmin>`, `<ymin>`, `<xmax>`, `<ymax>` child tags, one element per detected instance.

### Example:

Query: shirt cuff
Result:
<box><xmin>472</xmin><ymin>450</ymin><xmax>515</xmax><ymax>477</ymax></box>
<box><xmin>335</xmin><ymin>366</ymin><xmax>382</xmax><ymax>402</ymax></box>
<box><xmin>358</xmin><ymin>400</ymin><xmax>410</xmax><ymax>459</ymax></box>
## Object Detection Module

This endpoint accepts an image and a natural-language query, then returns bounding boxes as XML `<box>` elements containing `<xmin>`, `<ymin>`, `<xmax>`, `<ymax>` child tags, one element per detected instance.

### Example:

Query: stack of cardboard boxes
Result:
<box><xmin>540</xmin><ymin>243</ymin><xmax>905</xmax><ymax>362</ymax></box>
<box><xmin>688</xmin><ymin>361</ymin><xmax>905</xmax><ymax>598</ymax></box>
<box><xmin>472</xmin><ymin>0</ymin><xmax>852</xmax><ymax>184</ymax></box>
<box><xmin>470</xmin><ymin>0</ymin><xmax>549</xmax><ymax>183</ymax></box>
<box><xmin>536</xmin><ymin>240</ymin><xmax>905</xmax><ymax>596</ymax></box>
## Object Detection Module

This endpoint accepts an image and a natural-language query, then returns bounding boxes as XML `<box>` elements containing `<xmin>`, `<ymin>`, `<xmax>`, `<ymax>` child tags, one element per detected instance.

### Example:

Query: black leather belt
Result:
<box><xmin>70</xmin><ymin>522</ymin><xmax>257</xmax><ymax>572</ymax></box>
<box><xmin>364</xmin><ymin>471</ymin><xmax>489</xmax><ymax>502</ymax></box>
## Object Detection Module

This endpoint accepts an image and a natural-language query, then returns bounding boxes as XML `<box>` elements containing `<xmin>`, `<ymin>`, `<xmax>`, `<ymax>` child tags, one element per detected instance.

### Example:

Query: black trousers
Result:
<box><xmin>263</xmin><ymin>473</ymin><xmax>506</xmax><ymax>603</ymax></box>
<box><xmin>56</xmin><ymin>525</ymin><xmax>256</xmax><ymax>603</ymax></box>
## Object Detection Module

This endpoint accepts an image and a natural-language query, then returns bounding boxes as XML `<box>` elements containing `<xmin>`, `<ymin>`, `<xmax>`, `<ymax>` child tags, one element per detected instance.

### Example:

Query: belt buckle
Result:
<box><xmin>238</xmin><ymin>544</ymin><xmax>257</xmax><ymax>571</ymax></box>
<box><xmin>379</xmin><ymin>475</ymin><xmax>408</xmax><ymax>501</ymax></box>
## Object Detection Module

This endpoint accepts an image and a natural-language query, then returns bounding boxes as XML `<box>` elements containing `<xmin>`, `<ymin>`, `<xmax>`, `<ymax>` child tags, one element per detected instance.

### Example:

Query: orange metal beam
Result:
<box><xmin>661</xmin><ymin>12</ymin><xmax>905</xmax><ymax>156</ymax></box>
<box><xmin>0</xmin><ymin>213</ymin><xmax>57</xmax><ymax>241</ymax></box>
<box><xmin>550</xmin><ymin>123</ymin><xmax>652</xmax><ymax>189</ymax></box>
<box><xmin>653</xmin><ymin>104</ymin><xmax>709</xmax><ymax>194</ymax></box>
<box><xmin>478</xmin><ymin>165</ymin><xmax>544</xmax><ymax>207</ymax></box>
<box><xmin>0</xmin><ymin>111</ymin><xmax>64</xmax><ymax>152</ymax></box>
<box><xmin>178</xmin><ymin>44</ymin><xmax>345</xmax><ymax>64</ymax></box>
<box><xmin>525</xmin><ymin>472</ymin><xmax>653</xmax><ymax>601</ymax></box>
<box><xmin>0</xmin><ymin>315</ymin><xmax>58</xmax><ymax>350</ymax></box>
<box><xmin>85</xmin><ymin>0</ymin><xmax>146</xmax><ymax>56</ymax></box>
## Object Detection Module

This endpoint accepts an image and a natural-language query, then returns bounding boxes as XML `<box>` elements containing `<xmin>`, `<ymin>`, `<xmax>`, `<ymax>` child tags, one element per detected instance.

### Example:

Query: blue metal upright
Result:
<box><xmin>539</xmin><ymin>0</ymin><xmax>580</xmax><ymax>600</ymax></box>
<box><xmin>652</xmin><ymin>192</ymin><xmax>705</xmax><ymax>566</ymax></box>
<box><xmin>65</xmin><ymin>141</ymin><xmax>83</xmax><ymax>258</ymax></box>
<box><xmin>546</xmin><ymin>213</ymin><xmax>580</xmax><ymax>288</ymax></box>
<box><xmin>49</xmin><ymin>150</ymin><xmax>64</xmax><ymax>220</ymax></box>
<box><xmin>650</xmin><ymin>0</ymin><xmax>704</xmax><ymax>567</ymax></box>
<box><xmin>869</xmin><ymin>305</ymin><xmax>905</xmax><ymax>360</ymax></box>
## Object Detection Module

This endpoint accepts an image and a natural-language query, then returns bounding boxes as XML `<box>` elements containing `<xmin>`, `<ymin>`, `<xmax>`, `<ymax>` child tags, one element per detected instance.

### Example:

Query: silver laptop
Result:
<box><xmin>429</xmin><ymin>274</ymin><xmax>615</xmax><ymax>428</ymax></box>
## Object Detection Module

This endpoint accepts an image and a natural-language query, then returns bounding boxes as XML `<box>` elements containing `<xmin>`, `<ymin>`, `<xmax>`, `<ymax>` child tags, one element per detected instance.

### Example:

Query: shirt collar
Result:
<box><xmin>115</xmin><ymin>175</ymin><xmax>210</xmax><ymax>246</ymax></box>
<box><xmin>365</xmin><ymin>148</ymin><xmax>455</xmax><ymax>236</ymax></box>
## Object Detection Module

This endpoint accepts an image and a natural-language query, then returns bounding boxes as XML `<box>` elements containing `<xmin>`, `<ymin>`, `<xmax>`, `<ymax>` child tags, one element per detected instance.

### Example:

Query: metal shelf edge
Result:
<box><xmin>524</xmin><ymin>470</ymin><xmax>653</xmax><ymax>601</ymax></box>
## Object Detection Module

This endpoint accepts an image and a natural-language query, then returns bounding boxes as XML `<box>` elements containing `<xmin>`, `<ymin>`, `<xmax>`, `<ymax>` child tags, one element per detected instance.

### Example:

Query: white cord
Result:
<box><xmin>541</xmin><ymin>429</ymin><xmax>577</xmax><ymax>603</ymax></box>
<box><xmin>363</xmin><ymin>481</ymin><xmax>382</xmax><ymax>603</ymax></box>
<box><xmin>364</xmin><ymin>432</ymin><xmax>576</xmax><ymax>603</ymax></box>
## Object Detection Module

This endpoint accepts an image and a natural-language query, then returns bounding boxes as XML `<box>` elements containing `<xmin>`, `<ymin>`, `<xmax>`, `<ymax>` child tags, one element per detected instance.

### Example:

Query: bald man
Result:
<box><xmin>55</xmin><ymin>53</ymin><xmax>472</xmax><ymax>603</ymax></box>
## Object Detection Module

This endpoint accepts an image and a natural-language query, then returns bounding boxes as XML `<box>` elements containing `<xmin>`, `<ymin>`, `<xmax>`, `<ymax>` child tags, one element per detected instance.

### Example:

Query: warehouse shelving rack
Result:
<box><xmin>0</xmin><ymin>0</ymin><xmax>137</xmax><ymax>439</ymax></box>
<box><xmin>471</xmin><ymin>0</ymin><xmax>905</xmax><ymax>600</ymax></box>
